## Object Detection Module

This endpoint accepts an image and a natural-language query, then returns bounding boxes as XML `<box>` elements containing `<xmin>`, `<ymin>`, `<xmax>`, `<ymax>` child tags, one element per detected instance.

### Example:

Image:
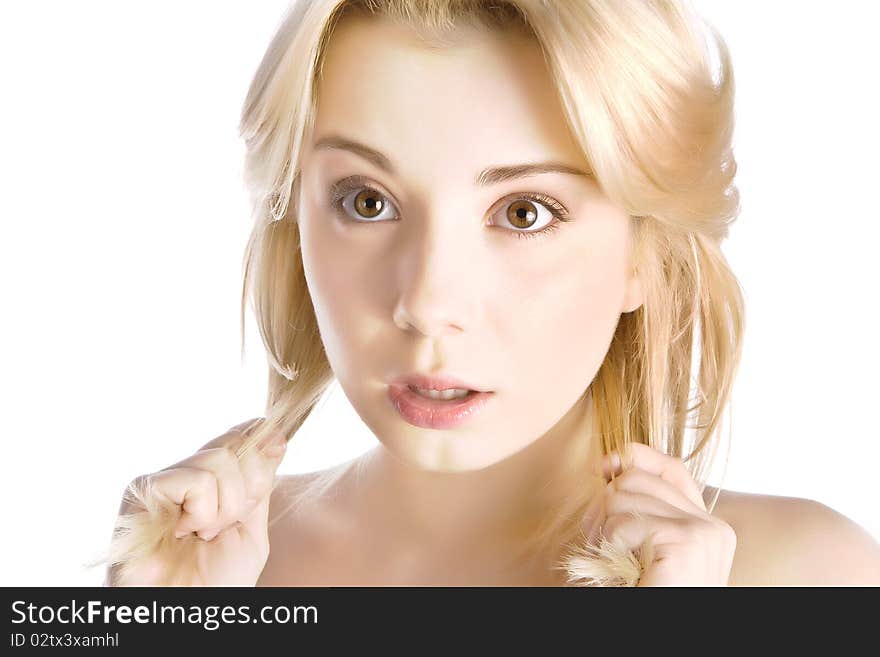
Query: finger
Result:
<box><xmin>604</xmin><ymin>484</ymin><xmax>692</xmax><ymax>522</ymax></box>
<box><xmin>185</xmin><ymin>418</ymin><xmax>287</xmax><ymax>470</ymax></box>
<box><xmin>608</xmin><ymin>467</ymin><xmax>706</xmax><ymax>516</ymax></box>
<box><xmin>149</xmin><ymin>466</ymin><xmax>218</xmax><ymax>536</ymax></box>
<box><xmin>602</xmin><ymin>443</ymin><xmax>706</xmax><ymax>511</ymax></box>
<box><xmin>602</xmin><ymin>511</ymin><xmax>689</xmax><ymax>553</ymax></box>
<box><xmin>237</xmin><ymin>432</ymin><xmax>288</xmax><ymax>502</ymax></box>
<box><xmin>197</xmin><ymin>417</ymin><xmax>265</xmax><ymax>453</ymax></box>
<box><xmin>156</xmin><ymin>419</ymin><xmax>286</xmax><ymax>540</ymax></box>
<box><xmin>236</xmin><ymin>487</ymin><xmax>274</xmax><ymax>555</ymax></box>
<box><xmin>157</xmin><ymin>419</ymin><xmax>265</xmax><ymax>475</ymax></box>
<box><xmin>173</xmin><ymin>447</ymin><xmax>252</xmax><ymax>539</ymax></box>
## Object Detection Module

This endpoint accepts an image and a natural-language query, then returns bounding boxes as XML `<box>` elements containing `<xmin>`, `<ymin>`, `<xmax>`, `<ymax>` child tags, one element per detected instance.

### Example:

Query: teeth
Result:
<box><xmin>410</xmin><ymin>386</ymin><xmax>471</xmax><ymax>400</ymax></box>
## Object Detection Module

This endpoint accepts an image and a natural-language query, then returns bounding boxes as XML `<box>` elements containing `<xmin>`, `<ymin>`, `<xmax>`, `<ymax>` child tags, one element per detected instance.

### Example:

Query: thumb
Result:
<box><xmin>256</xmin><ymin>431</ymin><xmax>288</xmax><ymax>459</ymax></box>
<box><xmin>237</xmin><ymin>430</ymin><xmax>288</xmax><ymax>502</ymax></box>
<box><xmin>236</xmin><ymin>433</ymin><xmax>287</xmax><ymax>553</ymax></box>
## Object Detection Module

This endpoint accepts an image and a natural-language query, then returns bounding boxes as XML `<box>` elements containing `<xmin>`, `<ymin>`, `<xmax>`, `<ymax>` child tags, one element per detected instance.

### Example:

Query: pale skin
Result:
<box><xmin>109</xmin><ymin>14</ymin><xmax>880</xmax><ymax>586</ymax></box>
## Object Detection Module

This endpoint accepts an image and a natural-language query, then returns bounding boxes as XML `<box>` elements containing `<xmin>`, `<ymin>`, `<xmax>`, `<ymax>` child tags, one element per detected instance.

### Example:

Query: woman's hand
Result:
<box><xmin>589</xmin><ymin>442</ymin><xmax>737</xmax><ymax>586</ymax></box>
<box><xmin>107</xmin><ymin>418</ymin><xmax>287</xmax><ymax>586</ymax></box>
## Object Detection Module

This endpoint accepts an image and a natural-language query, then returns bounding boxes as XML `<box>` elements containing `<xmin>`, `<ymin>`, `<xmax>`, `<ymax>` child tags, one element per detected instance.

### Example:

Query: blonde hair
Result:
<box><xmin>101</xmin><ymin>0</ymin><xmax>744</xmax><ymax>586</ymax></box>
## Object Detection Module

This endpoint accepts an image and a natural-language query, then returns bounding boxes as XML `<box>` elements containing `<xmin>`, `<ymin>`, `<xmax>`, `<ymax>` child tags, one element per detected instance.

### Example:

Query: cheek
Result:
<box><xmin>498</xmin><ymin>230</ymin><xmax>629</xmax><ymax>396</ymax></box>
<box><xmin>298</xmin><ymin>171</ymin><xmax>388</xmax><ymax>315</ymax></box>
<box><xmin>297</xmin><ymin>192</ymin><xmax>378</xmax><ymax>377</ymax></box>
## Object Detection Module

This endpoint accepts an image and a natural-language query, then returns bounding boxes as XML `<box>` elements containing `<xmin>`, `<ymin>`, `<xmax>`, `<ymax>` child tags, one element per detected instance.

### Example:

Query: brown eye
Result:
<box><xmin>490</xmin><ymin>193</ymin><xmax>569</xmax><ymax>237</ymax></box>
<box><xmin>334</xmin><ymin>182</ymin><xmax>398</xmax><ymax>222</ymax></box>
<box><xmin>506</xmin><ymin>200</ymin><xmax>539</xmax><ymax>229</ymax></box>
<box><xmin>354</xmin><ymin>189</ymin><xmax>386</xmax><ymax>218</ymax></box>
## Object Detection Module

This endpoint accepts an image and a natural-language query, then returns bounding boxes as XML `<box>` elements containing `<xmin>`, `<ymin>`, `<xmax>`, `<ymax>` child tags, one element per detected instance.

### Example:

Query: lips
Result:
<box><xmin>390</xmin><ymin>372</ymin><xmax>490</xmax><ymax>393</ymax></box>
<box><xmin>387</xmin><ymin>383</ymin><xmax>494</xmax><ymax>430</ymax></box>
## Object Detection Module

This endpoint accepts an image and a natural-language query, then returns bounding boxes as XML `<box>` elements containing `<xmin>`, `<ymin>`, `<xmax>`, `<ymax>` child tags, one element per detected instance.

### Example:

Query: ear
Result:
<box><xmin>620</xmin><ymin>265</ymin><xmax>644</xmax><ymax>313</ymax></box>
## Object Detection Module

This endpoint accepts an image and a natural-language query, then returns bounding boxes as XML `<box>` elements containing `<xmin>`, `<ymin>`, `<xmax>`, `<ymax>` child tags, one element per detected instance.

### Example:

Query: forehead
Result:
<box><xmin>311</xmin><ymin>13</ymin><xmax>587</xmax><ymax>178</ymax></box>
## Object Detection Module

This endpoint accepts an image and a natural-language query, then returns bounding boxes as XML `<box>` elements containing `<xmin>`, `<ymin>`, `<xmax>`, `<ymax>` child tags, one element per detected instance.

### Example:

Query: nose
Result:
<box><xmin>391</xmin><ymin>216</ymin><xmax>476</xmax><ymax>338</ymax></box>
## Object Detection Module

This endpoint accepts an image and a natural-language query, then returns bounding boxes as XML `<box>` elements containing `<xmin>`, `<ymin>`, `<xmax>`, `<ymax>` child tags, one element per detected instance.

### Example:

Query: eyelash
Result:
<box><xmin>328</xmin><ymin>176</ymin><xmax>571</xmax><ymax>241</ymax></box>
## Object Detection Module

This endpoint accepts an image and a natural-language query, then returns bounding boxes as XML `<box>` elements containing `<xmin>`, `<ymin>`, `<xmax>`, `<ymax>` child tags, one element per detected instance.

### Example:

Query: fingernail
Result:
<box><xmin>174</xmin><ymin>530</ymin><xmax>188</xmax><ymax>539</ymax></box>
<box><xmin>597</xmin><ymin>452</ymin><xmax>621</xmax><ymax>480</ymax></box>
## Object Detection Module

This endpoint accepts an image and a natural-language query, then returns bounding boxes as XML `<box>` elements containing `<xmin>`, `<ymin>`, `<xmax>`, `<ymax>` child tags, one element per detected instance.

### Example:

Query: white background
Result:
<box><xmin>0</xmin><ymin>1</ymin><xmax>877</xmax><ymax>585</ymax></box>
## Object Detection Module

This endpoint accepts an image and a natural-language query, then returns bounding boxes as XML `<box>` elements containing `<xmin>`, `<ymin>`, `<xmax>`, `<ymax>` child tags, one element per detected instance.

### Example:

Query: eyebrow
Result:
<box><xmin>313</xmin><ymin>134</ymin><xmax>592</xmax><ymax>185</ymax></box>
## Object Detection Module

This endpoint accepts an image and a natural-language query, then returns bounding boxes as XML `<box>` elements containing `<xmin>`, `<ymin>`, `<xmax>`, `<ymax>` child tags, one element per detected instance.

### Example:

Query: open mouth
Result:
<box><xmin>406</xmin><ymin>385</ymin><xmax>479</xmax><ymax>401</ymax></box>
<box><xmin>388</xmin><ymin>384</ymin><xmax>493</xmax><ymax>430</ymax></box>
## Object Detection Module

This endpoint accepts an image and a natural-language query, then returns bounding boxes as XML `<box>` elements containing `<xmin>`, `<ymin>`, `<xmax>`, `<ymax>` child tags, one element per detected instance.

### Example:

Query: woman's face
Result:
<box><xmin>296</xmin><ymin>14</ymin><xmax>643</xmax><ymax>472</ymax></box>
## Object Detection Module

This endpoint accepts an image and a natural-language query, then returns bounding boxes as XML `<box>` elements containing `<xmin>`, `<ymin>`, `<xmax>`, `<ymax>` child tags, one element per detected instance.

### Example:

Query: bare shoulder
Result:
<box><xmin>256</xmin><ymin>474</ymin><xmax>880</xmax><ymax>586</ymax></box>
<box><xmin>257</xmin><ymin>469</ymin><xmax>357</xmax><ymax>586</ymax></box>
<box><xmin>705</xmin><ymin>485</ymin><xmax>880</xmax><ymax>586</ymax></box>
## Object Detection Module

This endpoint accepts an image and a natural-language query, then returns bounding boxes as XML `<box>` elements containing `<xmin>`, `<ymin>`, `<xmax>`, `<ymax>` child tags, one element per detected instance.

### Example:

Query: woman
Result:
<box><xmin>103</xmin><ymin>0</ymin><xmax>880</xmax><ymax>586</ymax></box>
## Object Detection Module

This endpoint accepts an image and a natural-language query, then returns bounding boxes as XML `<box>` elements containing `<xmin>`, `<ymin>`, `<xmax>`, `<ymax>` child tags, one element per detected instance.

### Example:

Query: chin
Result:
<box><xmin>353</xmin><ymin>385</ymin><xmax>541</xmax><ymax>472</ymax></box>
<box><xmin>373</xmin><ymin>425</ymin><xmax>534</xmax><ymax>474</ymax></box>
